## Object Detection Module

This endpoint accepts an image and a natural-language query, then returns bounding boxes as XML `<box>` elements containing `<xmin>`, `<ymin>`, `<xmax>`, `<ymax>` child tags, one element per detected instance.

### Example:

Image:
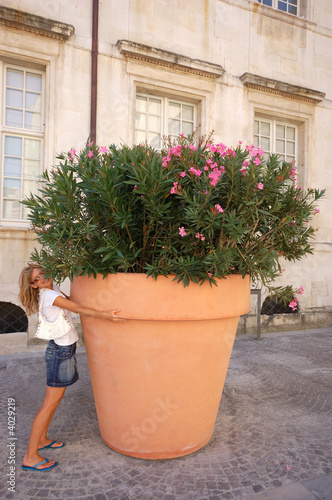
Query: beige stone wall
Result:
<box><xmin>0</xmin><ymin>0</ymin><xmax>331</xmax><ymax>338</ymax></box>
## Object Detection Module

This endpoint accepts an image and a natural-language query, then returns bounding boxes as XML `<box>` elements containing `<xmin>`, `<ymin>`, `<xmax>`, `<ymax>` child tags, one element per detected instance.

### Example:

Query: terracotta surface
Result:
<box><xmin>71</xmin><ymin>274</ymin><xmax>250</xmax><ymax>459</ymax></box>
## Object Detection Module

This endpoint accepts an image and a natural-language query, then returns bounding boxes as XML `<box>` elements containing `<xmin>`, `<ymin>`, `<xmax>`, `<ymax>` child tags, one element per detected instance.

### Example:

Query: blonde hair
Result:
<box><xmin>18</xmin><ymin>265</ymin><xmax>40</xmax><ymax>316</ymax></box>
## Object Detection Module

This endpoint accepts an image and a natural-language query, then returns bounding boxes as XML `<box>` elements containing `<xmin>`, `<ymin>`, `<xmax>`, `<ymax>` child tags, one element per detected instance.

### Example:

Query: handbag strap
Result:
<box><xmin>39</xmin><ymin>289</ymin><xmax>71</xmax><ymax>325</ymax></box>
<box><xmin>38</xmin><ymin>290</ymin><xmax>45</xmax><ymax>316</ymax></box>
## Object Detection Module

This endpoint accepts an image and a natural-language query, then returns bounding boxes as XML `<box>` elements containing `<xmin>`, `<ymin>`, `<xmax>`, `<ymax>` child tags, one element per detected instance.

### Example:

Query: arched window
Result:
<box><xmin>0</xmin><ymin>302</ymin><xmax>28</xmax><ymax>333</ymax></box>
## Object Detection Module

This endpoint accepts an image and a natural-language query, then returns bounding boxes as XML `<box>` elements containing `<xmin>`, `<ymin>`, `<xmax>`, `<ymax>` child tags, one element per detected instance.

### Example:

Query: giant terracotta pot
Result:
<box><xmin>71</xmin><ymin>273</ymin><xmax>250</xmax><ymax>459</ymax></box>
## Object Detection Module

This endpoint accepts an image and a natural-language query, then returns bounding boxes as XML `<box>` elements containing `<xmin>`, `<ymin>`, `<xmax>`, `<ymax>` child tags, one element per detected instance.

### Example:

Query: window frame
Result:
<box><xmin>258</xmin><ymin>0</ymin><xmax>299</xmax><ymax>16</ymax></box>
<box><xmin>254</xmin><ymin>113</ymin><xmax>305</xmax><ymax>185</ymax></box>
<box><xmin>0</xmin><ymin>62</ymin><xmax>45</xmax><ymax>225</ymax></box>
<box><xmin>254</xmin><ymin>116</ymin><xmax>298</xmax><ymax>164</ymax></box>
<box><xmin>135</xmin><ymin>91</ymin><xmax>198</xmax><ymax>149</ymax></box>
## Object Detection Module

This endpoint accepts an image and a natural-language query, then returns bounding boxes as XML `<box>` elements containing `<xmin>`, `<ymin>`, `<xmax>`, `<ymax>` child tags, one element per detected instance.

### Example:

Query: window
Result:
<box><xmin>135</xmin><ymin>93</ymin><xmax>196</xmax><ymax>149</ymax></box>
<box><xmin>258</xmin><ymin>0</ymin><xmax>298</xmax><ymax>16</ymax></box>
<box><xmin>254</xmin><ymin>117</ymin><xmax>297</xmax><ymax>164</ymax></box>
<box><xmin>1</xmin><ymin>65</ymin><xmax>44</xmax><ymax>222</ymax></box>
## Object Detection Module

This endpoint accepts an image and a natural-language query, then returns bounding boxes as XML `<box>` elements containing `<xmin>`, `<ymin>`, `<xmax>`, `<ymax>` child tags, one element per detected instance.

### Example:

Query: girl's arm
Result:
<box><xmin>53</xmin><ymin>296</ymin><xmax>127</xmax><ymax>322</ymax></box>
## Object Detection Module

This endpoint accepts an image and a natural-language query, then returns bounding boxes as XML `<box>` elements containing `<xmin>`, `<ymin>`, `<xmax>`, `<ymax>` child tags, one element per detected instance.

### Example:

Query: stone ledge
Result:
<box><xmin>0</xmin><ymin>227</ymin><xmax>36</xmax><ymax>239</ymax></box>
<box><xmin>0</xmin><ymin>332</ymin><xmax>29</xmax><ymax>354</ymax></box>
<box><xmin>0</xmin><ymin>6</ymin><xmax>75</xmax><ymax>41</ymax></box>
<box><xmin>238</xmin><ymin>310</ymin><xmax>332</xmax><ymax>335</ymax></box>
<box><xmin>117</xmin><ymin>40</ymin><xmax>224</xmax><ymax>79</ymax></box>
<box><xmin>240</xmin><ymin>72</ymin><xmax>325</xmax><ymax>104</ymax></box>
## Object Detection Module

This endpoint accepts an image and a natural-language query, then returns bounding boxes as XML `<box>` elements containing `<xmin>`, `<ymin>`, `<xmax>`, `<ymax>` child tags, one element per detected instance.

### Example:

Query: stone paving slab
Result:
<box><xmin>0</xmin><ymin>328</ymin><xmax>331</xmax><ymax>499</ymax></box>
<box><xmin>301</xmin><ymin>473</ymin><xmax>332</xmax><ymax>500</ymax></box>
<box><xmin>242</xmin><ymin>481</ymin><xmax>323</xmax><ymax>500</ymax></box>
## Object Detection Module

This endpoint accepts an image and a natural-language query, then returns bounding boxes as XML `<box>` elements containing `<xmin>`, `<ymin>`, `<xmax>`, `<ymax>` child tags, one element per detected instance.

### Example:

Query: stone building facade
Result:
<box><xmin>0</xmin><ymin>0</ymin><xmax>331</xmax><ymax>343</ymax></box>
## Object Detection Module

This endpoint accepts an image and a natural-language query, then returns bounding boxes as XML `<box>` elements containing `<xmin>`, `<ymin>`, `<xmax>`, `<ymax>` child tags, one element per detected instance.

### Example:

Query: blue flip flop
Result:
<box><xmin>38</xmin><ymin>441</ymin><xmax>65</xmax><ymax>451</ymax></box>
<box><xmin>22</xmin><ymin>459</ymin><xmax>58</xmax><ymax>471</ymax></box>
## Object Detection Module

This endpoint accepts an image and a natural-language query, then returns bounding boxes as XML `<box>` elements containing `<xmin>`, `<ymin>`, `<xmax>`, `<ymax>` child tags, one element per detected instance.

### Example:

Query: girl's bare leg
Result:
<box><xmin>38</xmin><ymin>407</ymin><xmax>64</xmax><ymax>449</ymax></box>
<box><xmin>23</xmin><ymin>386</ymin><xmax>66</xmax><ymax>469</ymax></box>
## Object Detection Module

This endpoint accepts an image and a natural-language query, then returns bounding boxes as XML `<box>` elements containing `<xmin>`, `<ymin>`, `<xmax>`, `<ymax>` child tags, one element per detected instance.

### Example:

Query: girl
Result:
<box><xmin>19</xmin><ymin>265</ymin><xmax>126</xmax><ymax>471</ymax></box>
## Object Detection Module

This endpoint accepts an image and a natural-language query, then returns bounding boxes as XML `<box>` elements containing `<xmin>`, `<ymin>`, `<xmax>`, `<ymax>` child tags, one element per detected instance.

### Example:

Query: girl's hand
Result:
<box><xmin>104</xmin><ymin>309</ymin><xmax>127</xmax><ymax>322</ymax></box>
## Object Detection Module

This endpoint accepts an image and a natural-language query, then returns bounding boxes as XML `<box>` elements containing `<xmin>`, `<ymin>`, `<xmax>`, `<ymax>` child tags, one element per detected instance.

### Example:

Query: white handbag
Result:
<box><xmin>35</xmin><ymin>291</ymin><xmax>73</xmax><ymax>340</ymax></box>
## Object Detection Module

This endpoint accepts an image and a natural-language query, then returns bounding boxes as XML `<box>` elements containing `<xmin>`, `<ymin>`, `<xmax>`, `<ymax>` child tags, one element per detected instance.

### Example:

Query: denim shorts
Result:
<box><xmin>45</xmin><ymin>340</ymin><xmax>79</xmax><ymax>388</ymax></box>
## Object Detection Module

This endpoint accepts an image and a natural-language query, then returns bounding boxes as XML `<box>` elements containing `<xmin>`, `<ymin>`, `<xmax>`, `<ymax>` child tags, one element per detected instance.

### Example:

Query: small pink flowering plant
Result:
<box><xmin>24</xmin><ymin>133</ymin><xmax>324</xmax><ymax>300</ymax></box>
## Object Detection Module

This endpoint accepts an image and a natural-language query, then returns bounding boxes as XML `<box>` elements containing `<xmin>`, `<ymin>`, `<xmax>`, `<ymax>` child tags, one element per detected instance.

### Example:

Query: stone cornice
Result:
<box><xmin>0</xmin><ymin>6</ymin><xmax>75</xmax><ymax>41</ymax></box>
<box><xmin>240</xmin><ymin>73</ymin><xmax>325</xmax><ymax>104</ymax></box>
<box><xmin>116</xmin><ymin>40</ymin><xmax>224</xmax><ymax>79</ymax></box>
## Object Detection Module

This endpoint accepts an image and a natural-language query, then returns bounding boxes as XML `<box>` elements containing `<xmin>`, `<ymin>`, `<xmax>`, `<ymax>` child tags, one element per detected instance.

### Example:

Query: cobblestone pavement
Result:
<box><xmin>1</xmin><ymin>328</ymin><xmax>331</xmax><ymax>500</ymax></box>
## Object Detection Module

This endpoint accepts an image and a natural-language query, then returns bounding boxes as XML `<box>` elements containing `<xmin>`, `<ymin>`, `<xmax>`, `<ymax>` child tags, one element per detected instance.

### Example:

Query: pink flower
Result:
<box><xmin>257</xmin><ymin>182</ymin><xmax>264</xmax><ymax>190</ymax></box>
<box><xmin>208</xmin><ymin>273</ymin><xmax>212</xmax><ymax>277</ymax></box>
<box><xmin>100</xmin><ymin>146</ymin><xmax>108</xmax><ymax>153</ymax></box>
<box><xmin>208</xmin><ymin>142</ymin><xmax>227</xmax><ymax>156</ymax></box>
<box><xmin>69</xmin><ymin>148</ymin><xmax>76</xmax><ymax>161</ymax></box>
<box><xmin>226</xmin><ymin>148</ymin><xmax>236</xmax><ymax>157</ymax></box>
<box><xmin>170</xmin><ymin>145</ymin><xmax>182</xmax><ymax>157</ymax></box>
<box><xmin>170</xmin><ymin>182</ymin><xmax>178</xmax><ymax>194</ymax></box>
<box><xmin>254</xmin><ymin>157</ymin><xmax>262</xmax><ymax>166</ymax></box>
<box><xmin>208</xmin><ymin>167</ymin><xmax>224</xmax><ymax>186</ymax></box>
<box><xmin>211</xmin><ymin>204</ymin><xmax>223</xmax><ymax>215</ymax></box>
<box><xmin>133</xmin><ymin>185</ymin><xmax>138</xmax><ymax>190</ymax></box>
<box><xmin>188</xmin><ymin>167</ymin><xmax>202</xmax><ymax>177</ymax></box>
<box><xmin>289</xmin><ymin>167</ymin><xmax>296</xmax><ymax>180</ymax></box>
<box><xmin>179</xmin><ymin>226</ymin><xmax>187</xmax><ymax>237</ymax></box>
<box><xmin>289</xmin><ymin>298</ymin><xmax>298</xmax><ymax>311</ymax></box>
<box><xmin>195</xmin><ymin>232</ymin><xmax>200</xmax><ymax>239</ymax></box>
<box><xmin>299</xmin><ymin>286</ymin><xmax>304</xmax><ymax>295</ymax></box>
<box><xmin>162</xmin><ymin>154</ymin><xmax>172</xmax><ymax>167</ymax></box>
<box><xmin>87</xmin><ymin>141</ymin><xmax>93</xmax><ymax>147</ymax></box>
<box><xmin>180</xmin><ymin>171</ymin><xmax>186</xmax><ymax>177</ymax></box>
<box><xmin>246</xmin><ymin>145</ymin><xmax>264</xmax><ymax>158</ymax></box>
<box><xmin>314</xmin><ymin>208</ymin><xmax>320</xmax><ymax>214</ymax></box>
<box><xmin>88</xmin><ymin>150</ymin><xmax>94</xmax><ymax>158</ymax></box>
